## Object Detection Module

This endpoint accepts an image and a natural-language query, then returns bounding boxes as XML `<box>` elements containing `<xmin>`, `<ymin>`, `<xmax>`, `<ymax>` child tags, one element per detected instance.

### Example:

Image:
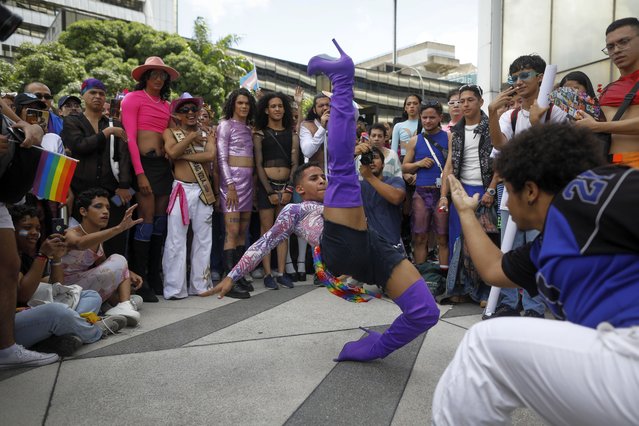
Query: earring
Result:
<box><xmin>527</xmin><ymin>200</ymin><xmax>534</xmax><ymax>206</ymax></box>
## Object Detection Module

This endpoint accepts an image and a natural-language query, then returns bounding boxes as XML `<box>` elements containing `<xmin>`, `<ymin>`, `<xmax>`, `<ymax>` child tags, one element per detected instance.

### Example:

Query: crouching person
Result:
<box><xmin>9</xmin><ymin>204</ymin><xmax>127</xmax><ymax>357</ymax></box>
<box><xmin>61</xmin><ymin>188</ymin><xmax>144</xmax><ymax>326</ymax></box>
<box><xmin>162</xmin><ymin>94</ymin><xmax>217</xmax><ymax>299</ymax></box>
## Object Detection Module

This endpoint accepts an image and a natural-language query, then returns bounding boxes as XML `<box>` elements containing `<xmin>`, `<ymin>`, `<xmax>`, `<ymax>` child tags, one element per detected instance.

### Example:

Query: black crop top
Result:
<box><xmin>261</xmin><ymin>127</ymin><xmax>292</xmax><ymax>166</ymax></box>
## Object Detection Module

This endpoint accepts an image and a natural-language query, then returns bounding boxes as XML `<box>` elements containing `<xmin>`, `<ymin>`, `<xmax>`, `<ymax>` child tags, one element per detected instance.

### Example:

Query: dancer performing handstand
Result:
<box><xmin>203</xmin><ymin>40</ymin><xmax>439</xmax><ymax>362</ymax></box>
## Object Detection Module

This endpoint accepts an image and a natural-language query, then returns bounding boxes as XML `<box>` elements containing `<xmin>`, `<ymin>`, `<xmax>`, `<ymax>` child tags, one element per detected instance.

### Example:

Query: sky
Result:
<box><xmin>177</xmin><ymin>0</ymin><xmax>479</xmax><ymax>66</ymax></box>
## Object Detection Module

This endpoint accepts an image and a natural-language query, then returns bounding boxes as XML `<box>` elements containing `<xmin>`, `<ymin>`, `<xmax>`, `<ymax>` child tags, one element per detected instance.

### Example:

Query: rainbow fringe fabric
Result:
<box><xmin>32</xmin><ymin>150</ymin><xmax>78</xmax><ymax>203</ymax></box>
<box><xmin>312</xmin><ymin>245</ymin><xmax>381</xmax><ymax>303</ymax></box>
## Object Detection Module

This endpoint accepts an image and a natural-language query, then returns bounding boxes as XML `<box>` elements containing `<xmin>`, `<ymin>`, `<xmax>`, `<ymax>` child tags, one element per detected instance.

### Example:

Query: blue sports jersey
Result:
<box><xmin>502</xmin><ymin>165</ymin><xmax>639</xmax><ymax>328</ymax></box>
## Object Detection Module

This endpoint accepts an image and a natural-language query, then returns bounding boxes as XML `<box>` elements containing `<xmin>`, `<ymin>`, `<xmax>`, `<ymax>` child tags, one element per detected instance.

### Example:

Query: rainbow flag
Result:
<box><xmin>32</xmin><ymin>150</ymin><xmax>78</xmax><ymax>203</ymax></box>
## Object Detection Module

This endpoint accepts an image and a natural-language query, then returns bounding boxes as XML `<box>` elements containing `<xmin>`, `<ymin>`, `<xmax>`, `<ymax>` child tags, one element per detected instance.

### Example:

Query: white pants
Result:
<box><xmin>163</xmin><ymin>181</ymin><xmax>213</xmax><ymax>299</ymax></box>
<box><xmin>432</xmin><ymin>317</ymin><xmax>639</xmax><ymax>426</ymax></box>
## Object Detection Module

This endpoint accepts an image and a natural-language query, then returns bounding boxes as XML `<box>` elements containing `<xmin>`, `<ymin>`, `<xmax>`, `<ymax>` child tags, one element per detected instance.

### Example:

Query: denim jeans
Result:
<box><xmin>15</xmin><ymin>290</ymin><xmax>103</xmax><ymax>347</ymax></box>
<box><xmin>499</xmin><ymin>210</ymin><xmax>545</xmax><ymax>315</ymax></box>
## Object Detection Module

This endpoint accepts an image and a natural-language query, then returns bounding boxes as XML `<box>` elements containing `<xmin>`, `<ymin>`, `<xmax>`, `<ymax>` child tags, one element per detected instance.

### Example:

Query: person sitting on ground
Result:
<box><xmin>61</xmin><ymin>188</ymin><xmax>143</xmax><ymax>326</ymax></box>
<box><xmin>431</xmin><ymin>123</ymin><xmax>639</xmax><ymax>425</ymax></box>
<box><xmin>9</xmin><ymin>204</ymin><xmax>127</xmax><ymax>357</ymax></box>
<box><xmin>204</xmin><ymin>40</ymin><xmax>440</xmax><ymax>363</ymax></box>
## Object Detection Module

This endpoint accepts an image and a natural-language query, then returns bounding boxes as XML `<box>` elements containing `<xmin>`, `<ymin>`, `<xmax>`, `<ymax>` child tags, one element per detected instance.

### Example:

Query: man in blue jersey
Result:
<box><xmin>431</xmin><ymin>123</ymin><xmax>639</xmax><ymax>425</ymax></box>
<box><xmin>402</xmin><ymin>102</ymin><xmax>450</xmax><ymax>270</ymax></box>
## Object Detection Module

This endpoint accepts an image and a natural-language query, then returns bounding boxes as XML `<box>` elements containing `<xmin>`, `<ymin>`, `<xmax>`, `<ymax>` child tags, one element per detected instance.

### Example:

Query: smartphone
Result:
<box><xmin>25</xmin><ymin>108</ymin><xmax>49</xmax><ymax>128</ymax></box>
<box><xmin>50</xmin><ymin>218</ymin><xmax>67</xmax><ymax>235</ymax></box>
<box><xmin>109</xmin><ymin>99</ymin><xmax>122</xmax><ymax>120</ymax></box>
<box><xmin>111</xmin><ymin>187</ymin><xmax>136</xmax><ymax>207</ymax></box>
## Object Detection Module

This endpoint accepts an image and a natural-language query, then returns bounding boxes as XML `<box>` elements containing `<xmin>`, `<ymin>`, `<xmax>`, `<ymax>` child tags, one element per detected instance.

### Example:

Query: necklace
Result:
<box><xmin>78</xmin><ymin>224</ymin><xmax>88</xmax><ymax>235</ymax></box>
<box><xmin>143</xmin><ymin>89</ymin><xmax>162</xmax><ymax>104</ymax></box>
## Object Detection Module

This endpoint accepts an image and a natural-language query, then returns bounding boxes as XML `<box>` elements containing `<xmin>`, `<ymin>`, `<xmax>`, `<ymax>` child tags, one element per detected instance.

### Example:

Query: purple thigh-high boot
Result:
<box><xmin>335</xmin><ymin>278</ymin><xmax>440</xmax><ymax>362</ymax></box>
<box><xmin>307</xmin><ymin>39</ymin><xmax>361</xmax><ymax>208</ymax></box>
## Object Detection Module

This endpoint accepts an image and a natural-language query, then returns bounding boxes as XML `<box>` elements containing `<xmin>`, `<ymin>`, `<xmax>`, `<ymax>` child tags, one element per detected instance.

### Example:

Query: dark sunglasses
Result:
<box><xmin>176</xmin><ymin>106</ymin><xmax>200</xmax><ymax>114</ymax></box>
<box><xmin>32</xmin><ymin>92</ymin><xmax>53</xmax><ymax>100</ymax></box>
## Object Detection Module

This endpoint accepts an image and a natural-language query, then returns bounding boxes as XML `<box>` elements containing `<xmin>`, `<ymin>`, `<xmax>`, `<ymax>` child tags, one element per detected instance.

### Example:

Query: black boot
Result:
<box><xmin>223</xmin><ymin>248</ymin><xmax>251</xmax><ymax>297</ymax></box>
<box><xmin>130</xmin><ymin>240</ymin><xmax>159</xmax><ymax>303</ymax></box>
<box><xmin>225</xmin><ymin>283</ymin><xmax>251</xmax><ymax>299</ymax></box>
<box><xmin>148</xmin><ymin>235</ymin><xmax>164</xmax><ymax>295</ymax></box>
<box><xmin>235</xmin><ymin>246</ymin><xmax>254</xmax><ymax>292</ymax></box>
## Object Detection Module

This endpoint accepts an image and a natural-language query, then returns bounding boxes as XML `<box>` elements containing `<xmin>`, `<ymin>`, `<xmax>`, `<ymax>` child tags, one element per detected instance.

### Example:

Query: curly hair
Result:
<box><xmin>494</xmin><ymin>124</ymin><xmax>605</xmax><ymax>194</ymax></box>
<box><xmin>255</xmin><ymin>92</ymin><xmax>293</xmax><ymax>131</ymax></box>
<box><xmin>8</xmin><ymin>204</ymin><xmax>38</xmax><ymax>226</ymax></box>
<box><xmin>75</xmin><ymin>188</ymin><xmax>110</xmax><ymax>212</ymax></box>
<box><xmin>133</xmin><ymin>70</ymin><xmax>172</xmax><ymax>101</ymax></box>
<box><xmin>508</xmin><ymin>54</ymin><xmax>546</xmax><ymax>75</ymax></box>
<box><xmin>222</xmin><ymin>88</ymin><xmax>256</xmax><ymax>125</ymax></box>
<box><xmin>305</xmin><ymin>93</ymin><xmax>330</xmax><ymax>121</ymax></box>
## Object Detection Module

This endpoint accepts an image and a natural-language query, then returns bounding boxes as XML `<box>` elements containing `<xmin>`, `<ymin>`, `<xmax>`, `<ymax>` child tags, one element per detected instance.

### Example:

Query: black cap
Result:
<box><xmin>58</xmin><ymin>95</ymin><xmax>81</xmax><ymax>109</ymax></box>
<box><xmin>14</xmin><ymin>93</ymin><xmax>47</xmax><ymax>109</ymax></box>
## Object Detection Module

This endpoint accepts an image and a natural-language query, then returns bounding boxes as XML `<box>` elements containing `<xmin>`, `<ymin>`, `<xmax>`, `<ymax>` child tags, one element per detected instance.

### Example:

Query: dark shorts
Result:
<box><xmin>135</xmin><ymin>155</ymin><xmax>173</xmax><ymax>196</ymax></box>
<box><xmin>320</xmin><ymin>220</ymin><xmax>406</xmax><ymax>289</ymax></box>
<box><xmin>256</xmin><ymin>178</ymin><xmax>288</xmax><ymax>210</ymax></box>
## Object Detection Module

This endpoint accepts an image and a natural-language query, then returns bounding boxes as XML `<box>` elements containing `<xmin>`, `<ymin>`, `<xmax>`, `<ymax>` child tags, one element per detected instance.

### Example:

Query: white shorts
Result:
<box><xmin>0</xmin><ymin>202</ymin><xmax>14</xmax><ymax>230</ymax></box>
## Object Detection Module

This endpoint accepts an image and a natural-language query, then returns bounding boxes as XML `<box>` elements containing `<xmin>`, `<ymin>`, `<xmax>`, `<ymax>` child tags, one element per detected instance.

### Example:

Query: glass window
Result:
<box><xmin>502</xmin><ymin>0</ymin><xmax>552</xmax><ymax>80</ymax></box>
<box><xmin>551</xmin><ymin>0</ymin><xmax>613</xmax><ymax>70</ymax></box>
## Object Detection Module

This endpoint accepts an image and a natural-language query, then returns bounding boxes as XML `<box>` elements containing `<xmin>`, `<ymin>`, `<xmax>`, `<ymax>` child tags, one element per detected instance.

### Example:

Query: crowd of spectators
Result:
<box><xmin>0</xmin><ymin>16</ymin><xmax>637</xmax><ymax>389</ymax></box>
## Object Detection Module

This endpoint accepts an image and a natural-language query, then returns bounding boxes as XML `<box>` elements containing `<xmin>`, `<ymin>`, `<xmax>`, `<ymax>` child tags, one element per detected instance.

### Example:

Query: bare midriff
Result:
<box><xmin>174</xmin><ymin>159</ymin><xmax>209</xmax><ymax>183</ymax></box>
<box><xmin>263</xmin><ymin>164</ymin><xmax>291</xmax><ymax>181</ymax></box>
<box><xmin>228</xmin><ymin>155</ymin><xmax>254</xmax><ymax>167</ymax></box>
<box><xmin>602</xmin><ymin>104</ymin><xmax>639</xmax><ymax>153</ymax></box>
<box><xmin>138</xmin><ymin>130</ymin><xmax>165</xmax><ymax>157</ymax></box>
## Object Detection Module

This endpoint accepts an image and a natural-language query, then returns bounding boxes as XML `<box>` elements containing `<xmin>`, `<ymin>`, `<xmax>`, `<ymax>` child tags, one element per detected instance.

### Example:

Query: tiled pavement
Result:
<box><xmin>0</xmin><ymin>279</ymin><xmax>545</xmax><ymax>425</ymax></box>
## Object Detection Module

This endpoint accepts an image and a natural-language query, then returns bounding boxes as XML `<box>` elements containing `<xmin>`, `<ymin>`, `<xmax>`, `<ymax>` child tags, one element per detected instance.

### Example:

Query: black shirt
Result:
<box><xmin>61</xmin><ymin>114</ymin><xmax>131</xmax><ymax>194</ymax></box>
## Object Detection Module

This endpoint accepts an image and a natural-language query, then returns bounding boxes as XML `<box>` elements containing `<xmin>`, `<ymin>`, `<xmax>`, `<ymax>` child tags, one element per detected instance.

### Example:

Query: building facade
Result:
<box><xmin>2</xmin><ymin>0</ymin><xmax>176</xmax><ymax>60</ymax></box>
<box><xmin>232</xmin><ymin>48</ymin><xmax>462</xmax><ymax>125</ymax></box>
<box><xmin>478</xmin><ymin>0</ymin><xmax>639</xmax><ymax>103</ymax></box>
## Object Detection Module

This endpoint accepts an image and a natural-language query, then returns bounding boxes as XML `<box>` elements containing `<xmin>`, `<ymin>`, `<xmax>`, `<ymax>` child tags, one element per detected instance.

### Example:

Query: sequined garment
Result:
<box><xmin>216</xmin><ymin>118</ymin><xmax>254</xmax><ymax>212</ymax></box>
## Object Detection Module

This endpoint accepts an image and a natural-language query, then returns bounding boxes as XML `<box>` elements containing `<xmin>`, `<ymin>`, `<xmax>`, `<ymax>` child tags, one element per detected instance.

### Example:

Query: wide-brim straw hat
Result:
<box><xmin>131</xmin><ymin>56</ymin><xmax>180</xmax><ymax>82</ymax></box>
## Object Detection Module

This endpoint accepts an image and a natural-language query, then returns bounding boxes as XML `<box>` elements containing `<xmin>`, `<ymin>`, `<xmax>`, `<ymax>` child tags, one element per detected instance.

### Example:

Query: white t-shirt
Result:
<box><xmin>496</xmin><ymin>106</ymin><xmax>567</xmax><ymax>209</ymax></box>
<box><xmin>41</xmin><ymin>133</ymin><xmax>65</xmax><ymax>155</ymax></box>
<box><xmin>460</xmin><ymin>124</ymin><xmax>482</xmax><ymax>186</ymax></box>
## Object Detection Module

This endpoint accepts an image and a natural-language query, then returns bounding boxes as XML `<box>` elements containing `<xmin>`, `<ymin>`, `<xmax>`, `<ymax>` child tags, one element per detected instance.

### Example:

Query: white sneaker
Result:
<box><xmin>96</xmin><ymin>315</ymin><xmax>128</xmax><ymax>336</ymax></box>
<box><xmin>105</xmin><ymin>301</ymin><xmax>141</xmax><ymax>327</ymax></box>
<box><xmin>244</xmin><ymin>273</ymin><xmax>254</xmax><ymax>283</ymax></box>
<box><xmin>129</xmin><ymin>295</ymin><xmax>143</xmax><ymax>311</ymax></box>
<box><xmin>0</xmin><ymin>344</ymin><xmax>59</xmax><ymax>370</ymax></box>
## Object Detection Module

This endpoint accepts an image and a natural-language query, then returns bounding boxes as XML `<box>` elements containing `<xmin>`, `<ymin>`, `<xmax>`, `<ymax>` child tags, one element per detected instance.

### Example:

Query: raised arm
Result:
<box><xmin>65</xmin><ymin>204</ymin><xmax>142</xmax><ymax>251</ymax></box>
<box><xmin>299</xmin><ymin>121</ymin><xmax>326</xmax><ymax>158</ymax></box>
<box><xmin>448</xmin><ymin>175</ymin><xmax>517</xmax><ymax>287</ymax></box>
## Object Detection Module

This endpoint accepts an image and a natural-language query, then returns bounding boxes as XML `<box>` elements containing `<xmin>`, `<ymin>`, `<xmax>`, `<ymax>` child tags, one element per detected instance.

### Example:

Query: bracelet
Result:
<box><xmin>36</xmin><ymin>252</ymin><xmax>51</xmax><ymax>260</ymax></box>
<box><xmin>51</xmin><ymin>261</ymin><xmax>62</xmax><ymax>266</ymax></box>
<box><xmin>440</xmin><ymin>196</ymin><xmax>448</xmax><ymax>200</ymax></box>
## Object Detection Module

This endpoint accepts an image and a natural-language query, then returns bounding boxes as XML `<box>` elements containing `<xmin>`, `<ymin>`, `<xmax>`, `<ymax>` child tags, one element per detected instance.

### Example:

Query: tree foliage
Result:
<box><xmin>1</xmin><ymin>17</ymin><xmax>251</xmax><ymax>112</ymax></box>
